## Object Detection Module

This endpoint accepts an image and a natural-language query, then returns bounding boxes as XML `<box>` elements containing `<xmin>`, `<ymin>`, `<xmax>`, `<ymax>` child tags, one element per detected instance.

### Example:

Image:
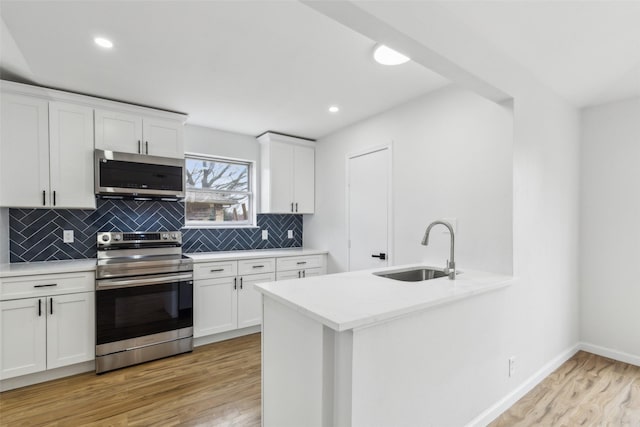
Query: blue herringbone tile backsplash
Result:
<box><xmin>9</xmin><ymin>199</ymin><xmax>302</xmax><ymax>262</ymax></box>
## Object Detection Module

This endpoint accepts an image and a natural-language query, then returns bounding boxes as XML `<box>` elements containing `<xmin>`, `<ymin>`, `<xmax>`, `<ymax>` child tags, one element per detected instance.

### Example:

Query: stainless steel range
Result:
<box><xmin>95</xmin><ymin>231</ymin><xmax>193</xmax><ymax>374</ymax></box>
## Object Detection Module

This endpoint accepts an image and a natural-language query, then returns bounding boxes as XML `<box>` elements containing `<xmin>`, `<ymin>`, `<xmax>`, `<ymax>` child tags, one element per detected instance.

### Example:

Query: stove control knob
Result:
<box><xmin>101</xmin><ymin>234</ymin><xmax>109</xmax><ymax>242</ymax></box>
<box><xmin>162</xmin><ymin>233</ymin><xmax>169</xmax><ymax>240</ymax></box>
<box><xmin>170</xmin><ymin>233</ymin><xmax>178</xmax><ymax>240</ymax></box>
<box><xmin>113</xmin><ymin>234</ymin><xmax>122</xmax><ymax>241</ymax></box>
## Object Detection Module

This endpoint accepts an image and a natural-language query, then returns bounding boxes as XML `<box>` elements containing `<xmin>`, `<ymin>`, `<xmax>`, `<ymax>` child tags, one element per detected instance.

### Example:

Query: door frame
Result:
<box><xmin>345</xmin><ymin>143</ymin><xmax>394</xmax><ymax>271</ymax></box>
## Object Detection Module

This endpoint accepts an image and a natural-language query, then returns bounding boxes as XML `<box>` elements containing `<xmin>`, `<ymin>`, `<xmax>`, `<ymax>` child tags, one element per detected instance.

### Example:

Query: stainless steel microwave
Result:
<box><xmin>95</xmin><ymin>150</ymin><xmax>185</xmax><ymax>200</ymax></box>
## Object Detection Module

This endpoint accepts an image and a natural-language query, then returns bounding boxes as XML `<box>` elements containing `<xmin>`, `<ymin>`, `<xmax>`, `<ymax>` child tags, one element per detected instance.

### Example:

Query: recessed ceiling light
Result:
<box><xmin>94</xmin><ymin>37</ymin><xmax>113</xmax><ymax>49</ymax></box>
<box><xmin>373</xmin><ymin>44</ymin><xmax>410</xmax><ymax>66</ymax></box>
<box><xmin>328</xmin><ymin>105</ymin><xmax>340</xmax><ymax>113</ymax></box>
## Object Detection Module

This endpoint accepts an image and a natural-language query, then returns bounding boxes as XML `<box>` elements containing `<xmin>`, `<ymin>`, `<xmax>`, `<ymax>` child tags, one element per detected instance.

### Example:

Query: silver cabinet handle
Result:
<box><xmin>302</xmin><ymin>270</ymin><xmax>306</xmax><ymax>278</ymax></box>
<box><xmin>234</xmin><ymin>277</ymin><xmax>237</xmax><ymax>290</ymax></box>
<box><xmin>240</xmin><ymin>277</ymin><xmax>243</xmax><ymax>289</ymax></box>
<box><xmin>38</xmin><ymin>299</ymin><xmax>42</xmax><ymax>317</ymax></box>
<box><xmin>138</xmin><ymin>140</ymin><xmax>141</xmax><ymax>153</ymax></box>
<box><xmin>291</xmin><ymin>202</ymin><xmax>294</xmax><ymax>212</ymax></box>
<box><xmin>42</xmin><ymin>190</ymin><xmax>46</xmax><ymax>206</ymax></box>
<box><xmin>252</xmin><ymin>265</ymin><xmax>264</xmax><ymax>269</ymax></box>
<box><xmin>145</xmin><ymin>141</ymin><xmax>149</xmax><ymax>154</ymax></box>
<box><xmin>34</xmin><ymin>283</ymin><xmax>57</xmax><ymax>288</ymax></box>
<box><xmin>210</xmin><ymin>268</ymin><xmax>225</xmax><ymax>273</ymax></box>
<box><xmin>295</xmin><ymin>202</ymin><xmax>298</xmax><ymax>212</ymax></box>
<box><xmin>50</xmin><ymin>297</ymin><xmax>53</xmax><ymax>315</ymax></box>
<box><xmin>296</xmin><ymin>261</ymin><xmax>307</xmax><ymax>265</ymax></box>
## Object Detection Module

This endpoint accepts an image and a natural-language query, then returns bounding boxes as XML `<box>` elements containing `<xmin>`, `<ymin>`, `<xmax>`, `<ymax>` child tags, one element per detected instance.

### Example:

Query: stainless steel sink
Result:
<box><xmin>374</xmin><ymin>267</ymin><xmax>452</xmax><ymax>282</ymax></box>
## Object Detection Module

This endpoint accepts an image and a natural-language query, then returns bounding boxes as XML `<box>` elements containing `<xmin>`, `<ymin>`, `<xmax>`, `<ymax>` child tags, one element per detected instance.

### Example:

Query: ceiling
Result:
<box><xmin>434</xmin><ymin>0</ymin><xmax>640</xmax><ymax>107</ymax></box>
<box><xmin>0</xmin><ymin>1</ymin><xmax>448</xmax><ymax>139</ymax></box>
<box><xmin>1</xmin><ymin>2</ymin><xmax>639</xmax><ymax>140</ymax></box>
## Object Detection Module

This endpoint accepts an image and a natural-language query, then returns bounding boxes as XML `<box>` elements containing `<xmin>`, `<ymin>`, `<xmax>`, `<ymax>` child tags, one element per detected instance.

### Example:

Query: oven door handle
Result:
<box><xmin>96</xmin><ymin>273</ymin><xmax>193</xmax><ymax>290</ymax></box>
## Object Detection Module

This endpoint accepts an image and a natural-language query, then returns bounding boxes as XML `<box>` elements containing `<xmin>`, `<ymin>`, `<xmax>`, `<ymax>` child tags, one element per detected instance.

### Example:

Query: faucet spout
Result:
<box><xmin>421</xmin><ymin>220</ymin><xmax>456</xmax><ymax>280</ymax></box>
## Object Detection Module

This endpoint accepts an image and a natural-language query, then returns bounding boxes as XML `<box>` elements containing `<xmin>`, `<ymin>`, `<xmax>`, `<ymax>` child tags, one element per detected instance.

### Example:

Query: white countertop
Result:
<box><xmin>0</xmin><ymin>259</ymin><xmax>97</xmax><ymax>278</ymax></box>
<box><xmin>255</xmin><ymin>264</ymin><xmax>514</xmax><ymax>332</ymax></box>
<box><xmin>186</xmin><ymin>248</ymin><xmax>328</xmax><ymax>262</ymax></box>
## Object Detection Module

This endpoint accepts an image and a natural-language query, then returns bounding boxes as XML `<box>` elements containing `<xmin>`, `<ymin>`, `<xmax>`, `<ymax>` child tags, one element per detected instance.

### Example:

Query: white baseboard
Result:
<box><xmin>466</xmin><ymin>344</ymin><xmax>581</xmax><ymax>427</ymax></box>
<box><xmin>194</xmin><ymin>325</ymin><xmax>261</xmax><ymax>347</ymax></box>
<box><xmin>0</xmin><ymin>360</ymin><xmax>95</xmax><ymax>392</ymax></box>
<box><xmin>579</xmin><ymin>342</ymin><xmax>640</xmax><ymax>367</ymax></box>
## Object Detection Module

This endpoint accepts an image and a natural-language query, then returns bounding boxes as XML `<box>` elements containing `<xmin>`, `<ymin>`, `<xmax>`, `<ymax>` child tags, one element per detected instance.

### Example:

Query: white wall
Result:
<box><xmin>580</xmin><ymin>97</ymin><xmax>640</xmax><ymax>360</ymax></box>
<box><xmin>305</xmin><ymin>85</ymin><xmax>513</xmax><ymax>275</ymax></box>
<box><xmin>302</xmin><ymin>3</ymin><xmax>581</xmax><ymax>424</ymax></box>
<box><xmin>184</xmin><ymin>124</ymin><xmax>261</xmax><ymax>207</ymax></box>
<box><xmin>0</xmin><ymin>208</ymin><xmax>8</xmax><ymax>263</ymax></box>
<box><xmin>184</xmin><ymin>124</ymin><xmax>258</xmax><ymax>162</ymax></box>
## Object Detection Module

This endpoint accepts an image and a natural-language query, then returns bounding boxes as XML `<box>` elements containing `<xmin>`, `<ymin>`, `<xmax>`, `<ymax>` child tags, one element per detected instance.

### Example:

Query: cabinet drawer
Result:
<box><xmin>238</xmin><ymin>258</ymin><xmax>275</xmax><ymax>276</ymax></box>
<box><xmin>0</xmin><ymin>272</ymin><xmax>94</xmax><ymax>301</ymax></box>
<box><xmin>276</xmin><ymin>255</ymin><xmax>325</xmax><ymax>272</ymax></box>
<box><xmin>194</xmin><ymin>261</ymin><xmax>238</xmax><ymax>280</ymax></box>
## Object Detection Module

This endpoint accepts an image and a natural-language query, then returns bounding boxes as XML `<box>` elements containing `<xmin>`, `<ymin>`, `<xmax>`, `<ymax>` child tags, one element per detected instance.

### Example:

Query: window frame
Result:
<box><xmin>183</xmin><ymin>153</ymin><xmax>257</xmax><ymax>229</ymax></box>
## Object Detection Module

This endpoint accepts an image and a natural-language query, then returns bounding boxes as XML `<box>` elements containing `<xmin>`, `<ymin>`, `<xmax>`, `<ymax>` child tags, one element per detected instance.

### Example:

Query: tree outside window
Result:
<box><xmin>185</xmin><ymin>155</ymin><xmax>254</xmax><ymax>227</ymax></box>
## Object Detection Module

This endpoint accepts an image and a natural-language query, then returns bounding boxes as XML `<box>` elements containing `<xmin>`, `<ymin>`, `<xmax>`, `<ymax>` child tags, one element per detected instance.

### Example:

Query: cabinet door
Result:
<box><xmin>94</xmin><ymin>109</ymin><xmax>143</xmax><ymax>154</ymax></box>
<box><xmin>49</xmin><ymin>102</ymin><xmax>96</xmax><ymax>209</ymax></box>
<box><xmin>293</xmin><ymin>145</ymin><xmax>315</xmax><ymax>214</ymax></box>
<box><xmin>194</xmin><ymin>277</ymin><xmax>238</xmax><ymax>337</ymax></box>
<box><xmin>142</xmin><ymin>118</ymin><xmax>184</xmax><ymax>159</ymax></box>
<box><xmin>46</xmin><ymin>292</ymin><xmax>95</xmax><ymax>370</ymax></box>
<box><xmin>302</xmin><ymin>267</ymin><xmax>325</xmax><ymax>278</ymax></box>
<box><xmin>267</xmin><ymin>141</ymin><xmax>294</xmax><ymax>213</ymax></box>
<box><xmin>275</xmin><ymin>270</ymin><xmax>303</xmax><ymax>281</ymax></box>
<box><xmin>0</xmin><ymin>298</ymin><xmax>46</xmax><ymax>379</ymax></box>
<box><xmin>238</xmin><ymin>272</ymin><xmax>274</xmax><ymax>328</ymax></box>
<box><xmin>0</xmin><ymin>94</ymin><xmax>50</xmax><ymax>208</ymax></box>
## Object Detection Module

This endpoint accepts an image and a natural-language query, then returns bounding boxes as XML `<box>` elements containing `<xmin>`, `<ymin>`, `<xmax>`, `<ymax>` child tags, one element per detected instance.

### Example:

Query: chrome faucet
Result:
<box><xmin>421</xmin><ymin>220</ymin><xmax>456</xmax><ymax>280</ymax></box>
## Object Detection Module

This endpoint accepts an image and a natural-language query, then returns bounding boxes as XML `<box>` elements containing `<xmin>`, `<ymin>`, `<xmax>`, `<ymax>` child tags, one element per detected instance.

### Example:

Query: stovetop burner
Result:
<box><xmin>96</xmin><ymin>231</ymin><xmax>192</xmax><ymax>279</ymax></box>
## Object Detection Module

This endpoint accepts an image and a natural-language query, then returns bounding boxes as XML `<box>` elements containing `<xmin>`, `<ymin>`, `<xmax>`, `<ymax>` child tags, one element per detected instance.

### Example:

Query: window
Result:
<box><xmin>185</xmin><ymin>155</ymin><xmax>254</xmax><ymax>227</ymax></box>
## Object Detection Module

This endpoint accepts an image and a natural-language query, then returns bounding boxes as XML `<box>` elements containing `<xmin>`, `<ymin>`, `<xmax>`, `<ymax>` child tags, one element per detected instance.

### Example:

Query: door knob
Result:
<box><xmin>371</xmin><ymin>253</ymin><xmax>386</xmax><ymax>260</ymax></box>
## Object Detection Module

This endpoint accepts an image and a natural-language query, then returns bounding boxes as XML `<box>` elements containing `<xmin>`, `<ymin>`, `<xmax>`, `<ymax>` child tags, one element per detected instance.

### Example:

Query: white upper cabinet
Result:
<box><xmin>142</xmin><ymin>117</ymin><xmax>184</xmax><ymax>158</ymax></box>
<box><xmin>96</xmin><ymin>109</ymin><xmax>184</xmax><ymax>159</ymax></box>
<box><xmin>0</xmin><ymin>93</ymin><xmax>50</xmax><ymax>208</ymax></box>
<box><xmin>258</xmin><ymin>132</ymin><xmax>315</xmax><ymax>214</ymax></box>
<box><xmin>49</xmin><ymin>102</ymin><xmax>96</xmax><ymax>209</ymax></box>
<box><xmin>94</xmin><ymin>110</ymin><xmax>143</xmax><ymax>154</ymax></box>
<box><xmin>0</xmin><ymin>94</ymin><xmax>95</xmax><ymax>209</ymax></box>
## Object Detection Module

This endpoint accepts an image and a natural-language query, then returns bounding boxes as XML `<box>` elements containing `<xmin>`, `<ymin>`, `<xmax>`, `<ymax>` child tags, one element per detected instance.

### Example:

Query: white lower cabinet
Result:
<box><xmin>0</xmin><ymin>272</ymin><xmax>95</xmax><ymax>380</ymax></box>
<box><xmin>194</xmin><ymin>277</ymin><xmax>237</xmax><ymax>337</ymax></box>
<box><xmin>0</xmin><ymin>293</ymin><xmax>94</xmax><ymax>380</ymax></box>
<box><xmin>194</xmin><ymin>258</ymin><xmax>276</xmax><ymax>338</ymax></box>
<box><xmin>275</xmin><ymin>254</ymin><xmax>327</xmax><ymax>281</ymax></box>
<box><xmin>237</xmin><ymin>272</ymin><xmax>273</xmax><ymax>328</ymax></box>
<box><xmin>193</xmin><ymin>253</ymin><xmax>327</xmax><ymax>339</ymax></box>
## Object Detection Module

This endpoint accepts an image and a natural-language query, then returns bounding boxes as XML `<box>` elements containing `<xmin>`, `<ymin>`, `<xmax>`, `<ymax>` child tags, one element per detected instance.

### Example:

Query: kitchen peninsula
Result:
<box><xmin>255</xmin><ymin>266</ymin><xmax>514</xmax><ymax>426</ymax></box>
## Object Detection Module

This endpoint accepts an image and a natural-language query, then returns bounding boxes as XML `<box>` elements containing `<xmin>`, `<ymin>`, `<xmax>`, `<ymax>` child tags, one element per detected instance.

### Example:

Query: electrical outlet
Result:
<box><xmin>63</xmin><ymin>230</ymin><xmax>74</xmax><ymax>243</ymax></box>
<box><xmin>287</xmin><ymin>230</ymin><xmax>294</xmax><ymax>239</ymax></box>
<box><xmin>508</xmin><ymin>356</ymin><xmax>516</xmax><ymax>377</ymax></box>
<box><xmin>262</xmin><ymin>230</ymin><xmax>268</xmax><ymax>240</ymax></box>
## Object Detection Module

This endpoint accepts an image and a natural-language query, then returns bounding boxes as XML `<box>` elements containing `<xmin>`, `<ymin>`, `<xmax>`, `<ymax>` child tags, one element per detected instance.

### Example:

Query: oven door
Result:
<box><xmin>96</xmin><ymin>273</ymin><xmax>193</xmax><ymax>348</ymax></box>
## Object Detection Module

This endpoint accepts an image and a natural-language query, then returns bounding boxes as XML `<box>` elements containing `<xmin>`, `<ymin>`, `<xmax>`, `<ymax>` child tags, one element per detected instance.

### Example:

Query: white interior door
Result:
<box><xmin>348</xmin><ymin>147</ymin><xmax>391</xmax><ymax>271</ymax></box>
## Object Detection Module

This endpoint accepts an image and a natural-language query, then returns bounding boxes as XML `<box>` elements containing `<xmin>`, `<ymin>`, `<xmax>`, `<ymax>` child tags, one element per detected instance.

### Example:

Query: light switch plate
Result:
<box><xmin>262</xmin><ymin>230</ymin><xmax>269</xmax><ymax>240</ymax></box>
<box><xmin>287</xmin><ymin>230</ymin><xmax>294</xmax><ymax>239</ymax></box>
<box><xmin>63</xmin><ymin>230</ymin><xmax>74</xmax><ymax>243</ymax></box>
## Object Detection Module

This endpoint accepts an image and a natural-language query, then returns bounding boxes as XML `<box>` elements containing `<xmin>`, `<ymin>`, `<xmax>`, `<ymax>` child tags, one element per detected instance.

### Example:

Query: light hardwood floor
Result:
<box><xmin>0</xmin><ymin>333</ymin><xmax>261</xmax><ymax>426</ymax></box>
<box><xmin>491</xmin><ymin>350</ymin><xmax>640</xmax><ymax>426</ymax></box>
<box><xmin>2</xmin><ymin>337</ymin><xmax>639</xmax><ymax>426</ymax></box>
